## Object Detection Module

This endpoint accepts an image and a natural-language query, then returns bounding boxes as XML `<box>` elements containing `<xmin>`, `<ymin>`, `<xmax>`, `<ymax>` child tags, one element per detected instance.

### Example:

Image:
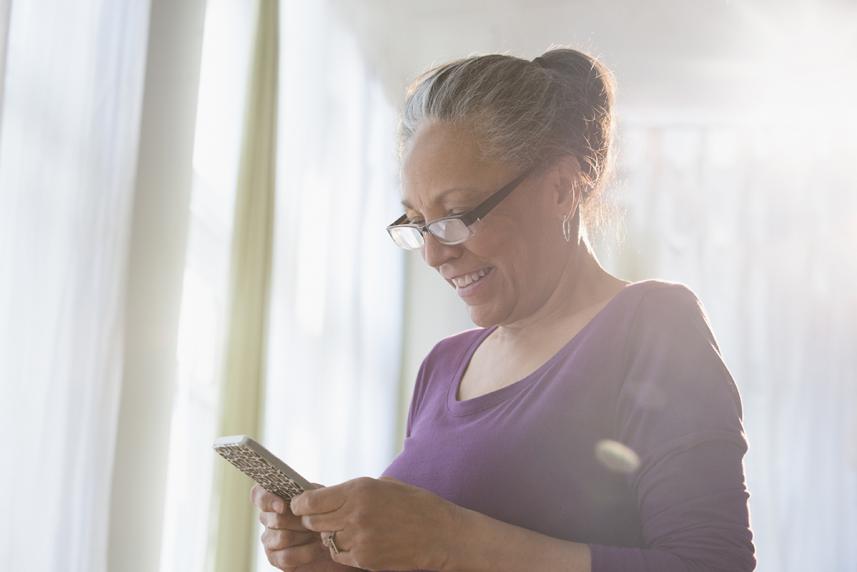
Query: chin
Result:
<box><xmin>466</xmin><ymin>304</ymin><xmax>505</xmax><ymax>328</ymax></box>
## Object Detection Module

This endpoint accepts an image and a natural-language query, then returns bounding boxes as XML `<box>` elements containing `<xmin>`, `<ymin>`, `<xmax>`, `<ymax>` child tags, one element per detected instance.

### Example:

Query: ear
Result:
<box><xmin>547</xmin><ymin>155</ymin><xmax>584</xmax><ymax>220</ymax></box>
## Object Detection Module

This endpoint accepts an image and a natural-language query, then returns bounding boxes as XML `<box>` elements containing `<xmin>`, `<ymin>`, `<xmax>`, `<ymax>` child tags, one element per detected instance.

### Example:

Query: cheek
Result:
<box><xmin>467</xmin><ymin>229</ymin><xmax>530</xmax><ymax>289</ymax></box>
<box><xmin>462</xmin><ymin>227</ymin><xmax>517</xmax><ymax>270</ymax></box>
<box><xmin>467</xmin><ymin>213</ymin><xmax>524</xmax><ymax>253</ymax></box>
<box><xmin>494</xmin><ymin>222</ymin><xmax>560</xmax><ymax>290</ymax></box>
<box><xmin>475</xmin><ymin>211</ymin><xmax>550</xmax><ymax>259</ymax></box>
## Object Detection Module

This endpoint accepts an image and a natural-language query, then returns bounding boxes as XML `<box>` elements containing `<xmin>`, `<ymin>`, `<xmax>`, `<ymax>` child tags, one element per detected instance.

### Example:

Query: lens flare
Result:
<box><xmin>595</xmin><ymin>439</ymin><xmax>641</xmax><ymax>474</ymax></box>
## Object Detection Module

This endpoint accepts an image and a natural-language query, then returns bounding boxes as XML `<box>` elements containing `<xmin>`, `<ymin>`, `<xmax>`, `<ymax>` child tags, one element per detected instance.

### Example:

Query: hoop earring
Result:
<box><xmin>562</xmin><ymin>212</ymin><xmax>573</xmax><ymax>242</ymax></box>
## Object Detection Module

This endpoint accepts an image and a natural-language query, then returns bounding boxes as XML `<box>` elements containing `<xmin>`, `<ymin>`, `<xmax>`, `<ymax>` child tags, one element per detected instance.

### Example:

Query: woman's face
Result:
<box><xmin>400</xmin><ymin>120</ymin><xmax>577</xmax><ymax>327</ymax></box>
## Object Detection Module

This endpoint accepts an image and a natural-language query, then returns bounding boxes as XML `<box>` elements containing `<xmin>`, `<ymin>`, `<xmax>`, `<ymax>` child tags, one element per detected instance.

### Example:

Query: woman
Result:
<box><xmin>251</xmin><ymin>49</ymin><xmax>756</xmax><ymax>571</ymax></box>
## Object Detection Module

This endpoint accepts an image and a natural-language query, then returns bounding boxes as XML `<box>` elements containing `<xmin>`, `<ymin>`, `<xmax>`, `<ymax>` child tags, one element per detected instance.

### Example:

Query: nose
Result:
<box><xmin>421</xmin><ymin>232</ymin><xmax>461</xmax><ymax>269</ymax></box>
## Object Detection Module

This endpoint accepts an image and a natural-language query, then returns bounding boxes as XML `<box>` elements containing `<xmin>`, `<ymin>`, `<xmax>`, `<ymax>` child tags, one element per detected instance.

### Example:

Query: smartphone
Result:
<box><xmin>213</xmin><ymin>434</ymin><xmax>315</xmax><ymax>502</ymax></box>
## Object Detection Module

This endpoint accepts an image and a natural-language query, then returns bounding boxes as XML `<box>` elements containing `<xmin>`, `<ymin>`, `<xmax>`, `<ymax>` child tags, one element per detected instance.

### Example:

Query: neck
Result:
<box><xmin>494</xmin><ymin>237</ymin><xmax>622</xmax><ymax>345</ymax></box>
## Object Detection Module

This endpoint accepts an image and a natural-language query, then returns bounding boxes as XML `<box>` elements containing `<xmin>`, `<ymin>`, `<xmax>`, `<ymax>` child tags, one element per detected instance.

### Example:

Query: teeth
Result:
<box><xmin>452</xmin><ymin>267</ymin><xmax>491</xmax><ymax>289</ymax></box>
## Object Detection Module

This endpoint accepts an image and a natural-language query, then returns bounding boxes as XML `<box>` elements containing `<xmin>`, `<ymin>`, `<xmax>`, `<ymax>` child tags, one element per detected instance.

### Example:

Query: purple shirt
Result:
<box><xmin>381</xmin><ymin>280</ymin><xmax>755</xmax><ymax>571</ymax></box>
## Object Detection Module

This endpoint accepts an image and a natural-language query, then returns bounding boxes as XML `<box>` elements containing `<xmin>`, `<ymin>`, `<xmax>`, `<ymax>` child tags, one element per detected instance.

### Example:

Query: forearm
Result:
<box><xmin>442</xmin><ymin>505</ymin><xmax>591</xmax><ymax>572</ymax></box>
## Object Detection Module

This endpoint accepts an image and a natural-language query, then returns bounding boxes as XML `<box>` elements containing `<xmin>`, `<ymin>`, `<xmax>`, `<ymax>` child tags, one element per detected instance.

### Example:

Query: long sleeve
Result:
<box><xmin>589</xmin><ymin>284</ymin><xmax>756</xmax><ymax>572</ymax></box>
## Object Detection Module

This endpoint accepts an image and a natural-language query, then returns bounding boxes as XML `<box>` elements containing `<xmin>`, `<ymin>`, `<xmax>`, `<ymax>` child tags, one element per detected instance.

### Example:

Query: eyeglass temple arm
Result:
<box><xmin>388</xmin><ymin>165</ymin><xmax>536</xmax><ymax>229</ymax></box>
<box><xmin>460</xmin><ymin>167</ymin><xmax>534</xmax><ymax>225</ymax></box>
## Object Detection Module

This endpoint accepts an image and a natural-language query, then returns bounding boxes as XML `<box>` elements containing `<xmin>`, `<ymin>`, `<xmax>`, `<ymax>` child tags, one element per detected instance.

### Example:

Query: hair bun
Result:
<box><xmin>534</xmin><ymin>48</ymin><xmax>615</xmax><ymax>189</ymax></box>
<box><xmin>531</xmin><ymin>55</ymin><xmax>548</xmax><ymax>69</ymax></box>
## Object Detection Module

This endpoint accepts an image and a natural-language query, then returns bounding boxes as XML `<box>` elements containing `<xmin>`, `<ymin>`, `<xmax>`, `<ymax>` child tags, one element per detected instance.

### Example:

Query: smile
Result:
<box><xmin>452</xmin><ymin>267</ymin><xmax>493</xmax><ymax>289</ymax></box>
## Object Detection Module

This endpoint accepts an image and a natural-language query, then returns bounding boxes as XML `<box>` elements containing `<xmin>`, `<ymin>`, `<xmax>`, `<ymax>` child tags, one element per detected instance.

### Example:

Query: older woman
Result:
<box><xmin>251</xmin><ymin>49</ymin><xmax>756</xmax><ymax>572</ymax></box>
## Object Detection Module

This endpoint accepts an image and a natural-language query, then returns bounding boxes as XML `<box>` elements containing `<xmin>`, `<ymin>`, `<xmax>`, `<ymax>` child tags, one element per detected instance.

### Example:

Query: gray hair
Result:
<box><xmin>399</xmin><ymin>48</ymin><xmax>617</xmax><ymax>232</ymax></box>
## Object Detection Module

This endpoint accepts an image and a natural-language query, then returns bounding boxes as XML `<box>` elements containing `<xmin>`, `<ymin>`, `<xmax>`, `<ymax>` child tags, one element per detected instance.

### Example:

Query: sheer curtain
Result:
<box><xmin>0</xmin><ymin>0</ymin><xmax>151</xmax><ymax>570</ymax></box>
<box><xmin>599</xmin><ymin>116</ymin><xmax>857</xmax><ymax>571</ymax></box>
<box><xmin>0</xmin><ymin>0</ymin><xmax>10</xmax><ymax>130</ymax></box>
<box><xmin>156</xmin><ymin>0</ymin><xmax>257</xmax><ymax>570</ymax></box>
<box><xmin>156</xmin><ymin>1</ymin><xmax>405</xmax><ymax>571</ymax></box>
<box><xmin>211</xmin><ymin>0</ymin><xmax>278</xmax><ymax>569</ymax></box>
<box><xmin>0</xmin><ymin>0</ymin><xmax>207</xmax><ymax>570</ymax></box>
<box><xmin>260</xmin><ymin>0</ymin><xmax>404</xmax><ymax>561</ymax></box>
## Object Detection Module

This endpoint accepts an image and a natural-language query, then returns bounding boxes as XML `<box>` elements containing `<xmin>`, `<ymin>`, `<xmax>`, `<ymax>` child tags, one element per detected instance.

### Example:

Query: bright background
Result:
<box><xmin>0</xmin><ymin>1</ymin><xmax>855</xmax><ymax>571</ymax></box>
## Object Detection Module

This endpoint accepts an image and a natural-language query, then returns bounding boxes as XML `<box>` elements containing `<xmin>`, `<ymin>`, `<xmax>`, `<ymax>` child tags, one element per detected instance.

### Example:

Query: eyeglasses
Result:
<box><xmin>386</xmin><ymin>165</ymin><xmax>537</xmax><ymax>250</ymax></box>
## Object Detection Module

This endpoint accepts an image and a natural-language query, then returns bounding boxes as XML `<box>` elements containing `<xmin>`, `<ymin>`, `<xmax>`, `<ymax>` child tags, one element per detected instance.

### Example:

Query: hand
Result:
<box><xmin>290</xmin><ymin>476</ymin><xmax>460</xmax><ymax>571</ymax></box>
<box><xmin>251</xmin><ymin>484</ymin><xmax>357</xmax><ymax>571</ymax></box>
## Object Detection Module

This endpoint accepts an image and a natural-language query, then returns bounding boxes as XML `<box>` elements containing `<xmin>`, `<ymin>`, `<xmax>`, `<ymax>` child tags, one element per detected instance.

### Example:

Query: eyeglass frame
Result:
<box><xmin>386</xmin><ymin>164</ymin><xmax>540</xmax><ymax>249</ymax></box>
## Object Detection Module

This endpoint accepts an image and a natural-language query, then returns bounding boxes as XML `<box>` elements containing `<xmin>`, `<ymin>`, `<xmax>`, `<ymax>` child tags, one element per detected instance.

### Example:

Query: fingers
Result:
<box><xmin>250</xmin><ymin>483</ymin><xmax>287</xmax><ymax>513</ymax></box>
<box><xmin>265</xmin><ymin>537</ymin><xmax>329</xmax><ymax>570</ymax></box>
<box><xmin>259</xmin><ymin>509</ymin><xmax>308</xmax><ymax>532</ymax></box>
<box><xmin>260</xmin><ymin>526</ymin><xmax>318</xmax><ymax>551</ymax></box>
<box><xmin>289</xmin><ymin>479</ymin><xmax>351</xmax><ymax>516</ymax></box>
<box><xmin>252</xmin><ymin>484</ymin><xmax>333</xmax><ymax>571</ymax></box>
<box><xmin>297</xmin><ymin>512</ymin><xmax>340</xmax><ymax>533</ymax></box>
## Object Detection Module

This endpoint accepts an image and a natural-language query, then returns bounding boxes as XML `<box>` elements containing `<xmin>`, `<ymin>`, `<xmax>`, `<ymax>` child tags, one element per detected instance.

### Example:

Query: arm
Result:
<box><xmin>587</xmin><ymin>436</ymin><xmax>754</xmax><ymax>571</ymax></box>
<box><xmin>589</xmin><ymin>285</ymin><xmax>755</xmax><ymax>571</ymax></box>
<box><xmin>443</xmin><ymin>506</ymin><xmax>592</xmax><ymax>572</ymax></box>
<box><xmin>442</xmin><ymin>436</ymin><xmax>750</xmax><ymax>572</ymax></box>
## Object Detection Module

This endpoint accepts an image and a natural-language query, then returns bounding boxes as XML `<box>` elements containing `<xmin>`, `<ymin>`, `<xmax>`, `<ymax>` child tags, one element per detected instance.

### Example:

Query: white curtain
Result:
<box><xmin>0</xmin><ymin>0</ymin><xmax>150</xmax><ymax>570</ymax></box>
<box><xmin>156</xmin><ymin>2</ymin><xmax>406</xmax><ymax>571</ymax></box>
<box><xmin>0</xmin><ymin>0</ymin><xmax>207</xmax><ymax>570</ymax></box>
<box><xmin>157</xmin><ymin>1</ymin><xmax>258</xmax><ymax>570</ymax></box>
<box><xmin>0</xmin><ymin>0</ymin><xmax>402</xmax><ymax>569</ymax></box>
<box><xmin>0</xmin><ymin>0</ymin><xmax>11</xmax><ymax>129</ymax></box>
<box><xmin>599</xmin><ymin>117</ymin><xmax>857</xmax><ymax>571</ymax></box>
<box><xmin>260</xmin><ymin>0</ymin><xmax>404</xmax><ymax>558</ymax></box>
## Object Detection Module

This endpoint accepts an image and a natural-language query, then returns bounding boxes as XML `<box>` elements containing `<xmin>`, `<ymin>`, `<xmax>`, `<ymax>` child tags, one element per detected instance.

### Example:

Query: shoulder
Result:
<box><xmin>412</xmin><ymin>327</ymin><xmax>490</xmax><ymax>395</ymax></box>
<box><xmin>411</xmin><ymin>327</ymin><xmax>489</xmax><ymax>385</ymax></box>
<box><xmin>405</xmin><ymin>327</ymin><xmax>489</xmax><ymax>433</ymax></box>
<box><xmin>421</xmin><ymin>327</ymin><xmax>490</xmax><ymax>371</ymax></box>
<box><xmin>626</xmin><ymin>278</ymin><xmax>703</xmax><ymax>310</ymax></box>
<box><xmin>617</xmin><ymin>279</ymin><xmax>744</xmax><ymax>430</ymax></box>
<box><xmin>623</xmin><ymin>279</ymin><xmax>715</xmax><ymax>346</ymax></box>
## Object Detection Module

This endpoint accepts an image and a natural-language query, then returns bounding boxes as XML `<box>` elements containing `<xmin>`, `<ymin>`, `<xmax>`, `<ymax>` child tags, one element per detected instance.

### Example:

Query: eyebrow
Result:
<box><xmin>400</xmin><ymin>187</ymin><xmax>483</xmax><ymax>210</ymax></box>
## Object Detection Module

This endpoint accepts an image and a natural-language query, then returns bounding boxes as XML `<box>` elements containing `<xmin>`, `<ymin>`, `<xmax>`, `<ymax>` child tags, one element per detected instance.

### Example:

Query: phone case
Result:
<box><xmin>213</xmin><ymin>435</ymin><xmax>314</xmax><ymax>501</ymax></box>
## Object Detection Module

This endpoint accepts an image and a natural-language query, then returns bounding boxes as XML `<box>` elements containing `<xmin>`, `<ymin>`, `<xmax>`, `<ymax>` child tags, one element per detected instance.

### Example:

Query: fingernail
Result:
<box><xmin>273</xmin><ymin>499</ymin><xmax>284</xmax><ymax>513</ymax></box>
